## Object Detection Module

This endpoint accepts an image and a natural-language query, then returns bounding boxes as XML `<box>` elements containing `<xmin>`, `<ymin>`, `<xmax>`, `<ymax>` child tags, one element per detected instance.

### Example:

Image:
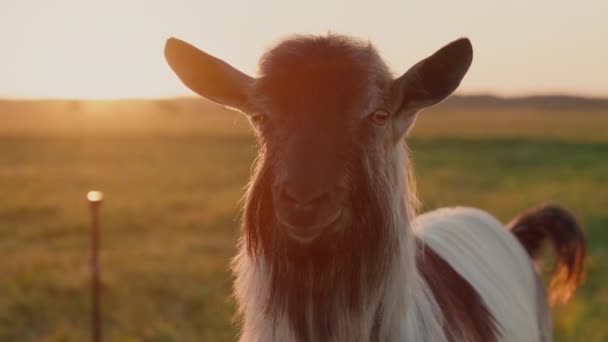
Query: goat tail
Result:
<box><xmin>507</xmin><ymin>203</ymin><xmax>586</xmax><ymax>305</ymax></box>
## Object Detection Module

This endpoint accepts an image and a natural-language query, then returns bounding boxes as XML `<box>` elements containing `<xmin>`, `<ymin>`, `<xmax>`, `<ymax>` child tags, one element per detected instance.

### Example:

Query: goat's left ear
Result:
<box><xmin>391</xmin><ymin>38</ymin><xmax>473</xmax><ymax>136</ymax></box>
<box><xmin>164</xmin><ymin>37</ymin><xmax>254</xmax><ymax>112</ymax></box>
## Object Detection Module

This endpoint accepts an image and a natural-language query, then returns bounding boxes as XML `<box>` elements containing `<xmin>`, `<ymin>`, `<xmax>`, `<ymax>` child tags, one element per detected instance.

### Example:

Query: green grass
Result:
<box><xmin>0</xmin><ymin>100</ymin><xmax>606</xmax><ymax>341</ymax></box>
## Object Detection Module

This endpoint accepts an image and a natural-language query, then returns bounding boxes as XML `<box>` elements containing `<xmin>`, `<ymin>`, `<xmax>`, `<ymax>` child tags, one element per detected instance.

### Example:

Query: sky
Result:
<box><xmin>1</xmin><ymin>0</ymin><xmax>607</xmax><ymax>99</ymax></box>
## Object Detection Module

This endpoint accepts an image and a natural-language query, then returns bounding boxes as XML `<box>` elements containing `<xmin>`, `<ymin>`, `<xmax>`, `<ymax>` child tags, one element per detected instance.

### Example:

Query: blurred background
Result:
<box><xmin>1</xmin><ymin>1</ymin><xmax>606</xmax><ymax>341</ymax></box>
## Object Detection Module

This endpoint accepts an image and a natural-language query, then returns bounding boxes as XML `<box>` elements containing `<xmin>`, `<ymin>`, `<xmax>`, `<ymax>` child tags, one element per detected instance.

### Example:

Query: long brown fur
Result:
<box><xmin>508</xmin><ymin>203</ymin><xmax>586</xmax><ymax>304</ymax></box>
<box><xmin>418</xmin><ymin>241</ymin><xmax>499</xmax><ymax>342</ymax></box>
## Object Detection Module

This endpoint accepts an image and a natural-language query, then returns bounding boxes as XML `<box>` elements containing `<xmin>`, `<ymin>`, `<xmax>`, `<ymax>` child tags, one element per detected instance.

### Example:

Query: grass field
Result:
<box><xmin>0</xmin><ymin>99</ymin><xmax>607</xmax><ymax>341</ymax></box>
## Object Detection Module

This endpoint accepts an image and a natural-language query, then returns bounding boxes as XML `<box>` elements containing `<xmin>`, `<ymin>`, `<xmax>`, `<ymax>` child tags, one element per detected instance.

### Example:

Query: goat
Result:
<box><xmin>164</xmin><ymin>33</ymin><xmax>586</xmax><ymax>342</ymax></box>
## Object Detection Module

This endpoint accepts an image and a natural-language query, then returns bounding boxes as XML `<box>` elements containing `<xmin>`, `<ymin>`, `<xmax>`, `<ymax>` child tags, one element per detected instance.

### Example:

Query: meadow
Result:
<box><xmin>0</xmin><ymin>98</ymin><xmax>606</xmax><ymax>341</ymax></box>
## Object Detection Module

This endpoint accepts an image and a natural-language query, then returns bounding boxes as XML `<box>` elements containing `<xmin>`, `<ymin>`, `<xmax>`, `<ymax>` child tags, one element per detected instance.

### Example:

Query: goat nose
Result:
<box><xmin>280</xmin><ymin>183</ymin><xmax>331</xmax><ymax>209</ymax></box>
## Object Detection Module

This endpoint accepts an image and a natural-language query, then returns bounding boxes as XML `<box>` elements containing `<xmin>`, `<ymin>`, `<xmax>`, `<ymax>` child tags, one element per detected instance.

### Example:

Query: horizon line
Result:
<box><xmin>2</xmin><ymin>92</ymin><xmax>608</xmax><ymax>102</ymax></box>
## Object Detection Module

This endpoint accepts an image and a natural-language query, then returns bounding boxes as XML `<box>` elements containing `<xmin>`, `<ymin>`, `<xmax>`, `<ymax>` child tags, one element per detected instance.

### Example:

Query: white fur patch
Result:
<box><xmin>414</xmin><ymin>207</ymin><xmax>542</xmax><ymax>342</ymax></box>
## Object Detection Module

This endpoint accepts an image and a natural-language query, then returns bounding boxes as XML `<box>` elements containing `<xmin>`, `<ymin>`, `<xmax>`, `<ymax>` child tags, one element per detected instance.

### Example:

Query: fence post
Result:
<box><xmin>87</xmin><ymin>191</ymin><xmax>104</xmax><ymax>342</ymax></box>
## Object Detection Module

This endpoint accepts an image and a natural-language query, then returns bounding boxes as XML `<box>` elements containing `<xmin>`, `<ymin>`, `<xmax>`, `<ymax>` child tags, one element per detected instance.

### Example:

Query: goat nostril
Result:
<box><xmin>309</xmin><ymin>191</ymin><xmax>330</xmax><ymax>206</ymax></box>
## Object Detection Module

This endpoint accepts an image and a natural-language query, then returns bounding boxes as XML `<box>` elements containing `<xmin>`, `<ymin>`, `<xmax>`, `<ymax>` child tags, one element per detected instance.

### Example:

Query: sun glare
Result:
<box><xmin>2</xmin><ymin>1</ymin><xmax>180</xmax><ymax>99</ymax></box>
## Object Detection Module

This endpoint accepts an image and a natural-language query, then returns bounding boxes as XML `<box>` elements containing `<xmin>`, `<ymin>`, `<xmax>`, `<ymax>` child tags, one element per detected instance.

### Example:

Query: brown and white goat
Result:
<box><xmin>164</xmin><ymin>34</ymin><xmax>586</xmax><ymax>342</ymax></box>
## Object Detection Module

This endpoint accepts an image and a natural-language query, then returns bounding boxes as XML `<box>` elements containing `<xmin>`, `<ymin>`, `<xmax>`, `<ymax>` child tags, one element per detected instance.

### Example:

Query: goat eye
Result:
<box><xmin>368</xmin><ymin>109</ymin><xmax>390</xmax><ymax>126</ymax></box>
<box><xmin>250</xmin><ymin>112</ymin><xmax>268</xmax><ymax>125</ymax></box>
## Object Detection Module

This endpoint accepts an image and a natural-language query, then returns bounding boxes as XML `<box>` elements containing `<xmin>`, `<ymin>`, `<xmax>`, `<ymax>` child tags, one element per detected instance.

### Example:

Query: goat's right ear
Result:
<box><xmin>391</xmin><ymin>38</ymin><xmax>473</xmax><ymax>137</ymax></box>
<box><xmin>164</xmin><ymin>38</ymin><xmax>254</xmax><ymax>112</ymax></box>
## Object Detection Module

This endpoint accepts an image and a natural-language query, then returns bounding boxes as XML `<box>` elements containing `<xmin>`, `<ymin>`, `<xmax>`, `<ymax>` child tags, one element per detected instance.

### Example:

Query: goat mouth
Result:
<box><xmin>279</xmin><ymin>210</ymin><xmax>343</xmax><ymax>244</ymax></box>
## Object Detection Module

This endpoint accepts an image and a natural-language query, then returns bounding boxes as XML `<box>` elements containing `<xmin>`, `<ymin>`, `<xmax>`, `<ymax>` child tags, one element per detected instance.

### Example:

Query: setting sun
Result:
<box><xmin>2</xmin><ymin>1</ymin><xmax>176</xmax><ymax>99</ymax></box>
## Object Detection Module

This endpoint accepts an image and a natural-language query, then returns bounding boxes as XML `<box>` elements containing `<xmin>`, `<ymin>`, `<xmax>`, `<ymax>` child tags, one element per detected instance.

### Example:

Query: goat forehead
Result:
<box><xmin>254</xmin><ymin>70</ymin><xmax>386</xmax><ymax>125</ymax></box>
<box><xmin>251</xmin><ymin>34</ymin><xmax>392</xmax><ymax>119</ymax></box>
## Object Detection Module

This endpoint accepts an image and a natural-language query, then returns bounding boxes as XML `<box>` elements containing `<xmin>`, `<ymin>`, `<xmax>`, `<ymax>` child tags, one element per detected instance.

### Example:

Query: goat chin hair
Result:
<box><xmin>508</xmin><ymin>203</ymin><xmax>587</xmax><ymax>305</ymax></box>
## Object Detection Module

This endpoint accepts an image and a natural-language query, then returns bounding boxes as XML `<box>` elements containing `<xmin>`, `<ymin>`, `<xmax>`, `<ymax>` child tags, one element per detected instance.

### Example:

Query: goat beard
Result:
<box><xmin>241</xmin><ymin>155</ymin><xmax>397</xmax><ymax>341</ymax></box>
